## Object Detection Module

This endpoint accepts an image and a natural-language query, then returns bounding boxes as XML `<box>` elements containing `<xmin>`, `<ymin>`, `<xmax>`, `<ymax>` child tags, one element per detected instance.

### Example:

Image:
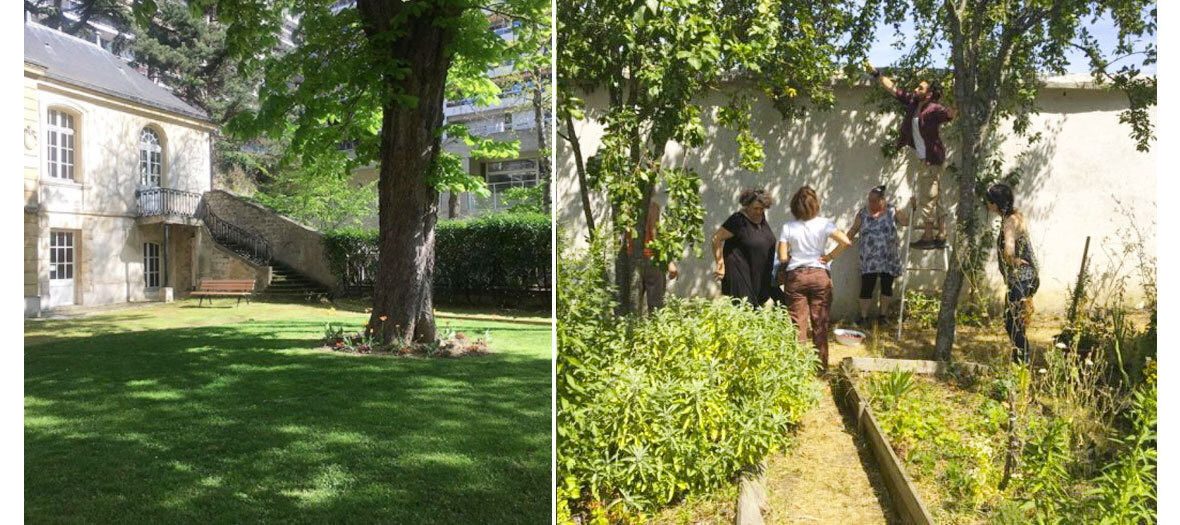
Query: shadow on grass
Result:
<box><xmin>26</xmin><ymin>320</ymin><xmax>551</xmax><ymax>524</ymax></box>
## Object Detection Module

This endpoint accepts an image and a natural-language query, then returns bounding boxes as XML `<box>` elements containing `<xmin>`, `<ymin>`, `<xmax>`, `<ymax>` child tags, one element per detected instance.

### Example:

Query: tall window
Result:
<box><xmin>46</xmin><ymin>109</ymin><xmax>76</xmax><ymax>180</ymax></box>
<box><xmin>143</xmin><ymin>242</ymin><xmax>160</xmax><ymax>288</ymax></box>
<box><xmin>140</xmin><ymin>128</ymin><xmax>162</xmax><ymax>187</ymax></box>
<box><xmin>50</xmin><ymin>231</ymin><xmax>75</xmax><ymax>280</ymax></box>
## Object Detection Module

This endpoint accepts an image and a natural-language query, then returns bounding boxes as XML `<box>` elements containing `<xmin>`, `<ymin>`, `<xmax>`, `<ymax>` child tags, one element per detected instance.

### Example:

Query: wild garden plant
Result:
<box><xmin>557</xmin><ymin>233</ymin><xmax>819</xmax><ymax>520</ymax></box>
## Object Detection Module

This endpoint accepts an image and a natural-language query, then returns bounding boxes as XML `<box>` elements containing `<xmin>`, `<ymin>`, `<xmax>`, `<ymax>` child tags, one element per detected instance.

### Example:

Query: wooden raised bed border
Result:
<box><xmin>835</xmin><ymin>357</ymin><xmax>989</xmax><ymax>525</ymax></box>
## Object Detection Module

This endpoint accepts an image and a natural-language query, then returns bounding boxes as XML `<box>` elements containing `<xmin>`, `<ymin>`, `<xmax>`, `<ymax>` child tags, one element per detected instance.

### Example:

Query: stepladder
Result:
<box><xmin>895</xmin><ymin>169</ymin><xmax>951</xmax><ymax>341</ymax></box>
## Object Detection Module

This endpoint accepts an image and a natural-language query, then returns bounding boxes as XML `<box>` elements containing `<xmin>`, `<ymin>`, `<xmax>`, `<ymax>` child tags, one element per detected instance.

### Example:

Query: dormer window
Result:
<box><xmin>46</xmin><ymin>109</ymin><xmax>76</xmax><ymax>180</ymax></box>
<box><xmin>139</xmin><ymin>127</ymin><xmax>162</xmax><ymax>187</ymax></box>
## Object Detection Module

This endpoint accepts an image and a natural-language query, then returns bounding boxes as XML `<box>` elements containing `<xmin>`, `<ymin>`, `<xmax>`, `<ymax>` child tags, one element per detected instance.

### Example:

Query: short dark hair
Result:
<box><xmin>869</xmin><ymin>185</ymin><xmax>886</xmax><ymax>198</ymax></box>
<box><xmin>738</xmin><ymin>188</ymin><xmax>773</xmax><ymax>208</ymax></box>
<box><xmin>789</xmin><ymin>186</ymin><xmax>820</xmax><ymax>220</ymax></box>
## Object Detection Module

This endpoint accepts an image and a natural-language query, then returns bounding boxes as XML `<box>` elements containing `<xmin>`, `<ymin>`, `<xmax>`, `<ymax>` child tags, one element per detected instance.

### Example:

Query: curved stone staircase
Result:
<box><xmin>196</xmin><ymin>199</ymin><xmax>333</xmax><ymax>302</ymax></box>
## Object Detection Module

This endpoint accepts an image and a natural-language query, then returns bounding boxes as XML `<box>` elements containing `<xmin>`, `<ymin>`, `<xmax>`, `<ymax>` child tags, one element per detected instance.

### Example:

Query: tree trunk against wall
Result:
<box><xmin>448</xmin><ymin>192</ymin><xmax>459</xmax><ymax>219</ymax></box>
<box><xmin>356</xmin><ymin>0</ymin><xmax>457</xmax><ymax>344</ymax></box>
<box><xmin>935</xmin><ymin>87</ymin><xmax>993</xmax><ymax>360</ymax></box>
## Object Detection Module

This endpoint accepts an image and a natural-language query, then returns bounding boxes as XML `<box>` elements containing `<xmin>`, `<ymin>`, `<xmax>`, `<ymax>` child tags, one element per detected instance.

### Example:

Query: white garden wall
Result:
<box><xmin>557</xmin><ymin>77</ymin><xmax>1156</xmax><ymax>319</ymax></box>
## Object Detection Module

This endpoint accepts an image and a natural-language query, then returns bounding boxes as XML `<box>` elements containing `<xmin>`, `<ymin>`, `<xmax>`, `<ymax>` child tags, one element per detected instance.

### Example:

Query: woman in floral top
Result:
<box><xmin>847</xmin><ymin>185</ymin><xmax>909</xmax><ymax>325</ymax></box>
<box><xmin>985</xmin><ymin>184</ymin><xmax>1040</xmax><ymax>363</ymax></box>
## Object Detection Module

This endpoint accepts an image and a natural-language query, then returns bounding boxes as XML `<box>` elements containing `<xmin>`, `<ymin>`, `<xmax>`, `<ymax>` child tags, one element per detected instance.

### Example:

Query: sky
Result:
<box><xmin>865</xmin><ymin>11</ymin><xmax>1157</xmax><ymax>75</ymax></box>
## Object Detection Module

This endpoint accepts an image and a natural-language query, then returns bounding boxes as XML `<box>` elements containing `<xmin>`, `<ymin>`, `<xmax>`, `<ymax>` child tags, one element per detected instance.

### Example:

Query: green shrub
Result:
<box><xmin>323</xmin><ymin>212</ymin><xmax>551</xmax><ymax>297</ymax></box>
<box><xmin>903</xmin><ymin>290</ymin><xmax>994</xmax><ymax>328</ymax></box>
<box><xmin>557</xmin><ymin>234</ymin><xmax>819</xmax><ymax>518</ymax></box>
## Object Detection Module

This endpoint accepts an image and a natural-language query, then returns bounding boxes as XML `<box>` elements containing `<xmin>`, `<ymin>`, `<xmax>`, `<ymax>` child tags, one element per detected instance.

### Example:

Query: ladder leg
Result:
<box><xmin>897</xmin><ymin>219</ymin><xmax>912</xmax><ymax>340</ymax></box>
<box><xmin>897</xmin><ymin>172</ymin><xmax>917</xmax><ymax>341</ymax></box>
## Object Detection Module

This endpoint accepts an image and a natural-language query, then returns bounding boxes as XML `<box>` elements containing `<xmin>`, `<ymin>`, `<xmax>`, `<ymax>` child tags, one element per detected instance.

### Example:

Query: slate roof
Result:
<box><xmin>24</xmin><ymin>21</ymin><xmax>211</xmax><ymax>122</ymax></box>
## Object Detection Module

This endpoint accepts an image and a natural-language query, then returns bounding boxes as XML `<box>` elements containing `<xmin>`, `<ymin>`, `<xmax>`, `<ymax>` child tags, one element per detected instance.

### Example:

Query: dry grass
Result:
<box><xmin>762</xmin><ymin>377</ymin><xmax>900</xmax><ymax>524</ymax></box>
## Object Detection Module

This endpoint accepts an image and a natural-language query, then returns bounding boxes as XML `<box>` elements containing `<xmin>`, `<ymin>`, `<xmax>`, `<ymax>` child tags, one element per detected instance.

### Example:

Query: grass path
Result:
<box><xmin>25</xmin><ymin>301</ymin><xmax>551</xmax><ymax>524</ymax></box>
<box><xmin>762</xmin><ymin>376</ymin><xmax>899</xmax><ymax>524</ymax></box>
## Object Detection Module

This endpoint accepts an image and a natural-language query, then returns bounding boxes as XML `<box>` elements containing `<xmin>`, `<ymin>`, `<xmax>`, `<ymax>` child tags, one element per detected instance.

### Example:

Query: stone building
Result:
<box><xmin>23</xmin><ymin>21</ymin><xmax>324</xmax><ymax>316</ymax></box>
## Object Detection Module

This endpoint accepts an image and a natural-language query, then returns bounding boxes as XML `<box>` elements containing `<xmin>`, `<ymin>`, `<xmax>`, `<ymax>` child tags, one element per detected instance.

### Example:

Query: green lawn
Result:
<box><xmin>25</xmin><ymin>300</ymin><xmax>552</xmax><ymax>523</ymax></box>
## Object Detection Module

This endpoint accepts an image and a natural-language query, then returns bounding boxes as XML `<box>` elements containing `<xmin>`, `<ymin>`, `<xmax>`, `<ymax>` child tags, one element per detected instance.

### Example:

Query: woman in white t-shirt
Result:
<box><xmin>777</xmin><ymin>186</ymin><xmax>852</xmax><ymax>371</ymax></box>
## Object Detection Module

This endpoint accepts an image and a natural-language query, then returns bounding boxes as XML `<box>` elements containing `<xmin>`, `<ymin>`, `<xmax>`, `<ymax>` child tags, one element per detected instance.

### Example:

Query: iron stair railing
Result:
<box><xmin>195</xmin><ymin>201</ymin><xmax>272</xmax><ymax>266</ymax></box>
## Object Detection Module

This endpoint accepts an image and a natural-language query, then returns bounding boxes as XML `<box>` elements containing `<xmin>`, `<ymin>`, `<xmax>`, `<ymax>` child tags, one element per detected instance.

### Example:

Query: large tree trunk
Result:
<box><xmin>357</xmin><ymin>0</ymin><xmax>458</xmax><ymax>344</ymax></box>
<box><xmin>934</xmin><ymin>105</ymin><xmax>989</xmax><ymax>360</ymax></box>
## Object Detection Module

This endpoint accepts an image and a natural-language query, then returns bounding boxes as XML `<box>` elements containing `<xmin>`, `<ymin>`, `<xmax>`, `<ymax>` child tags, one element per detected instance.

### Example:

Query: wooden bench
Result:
<box><xmin>191</xmin><ymin>279</ymin><xmax>256</xmax><ymax>306</ymax></box>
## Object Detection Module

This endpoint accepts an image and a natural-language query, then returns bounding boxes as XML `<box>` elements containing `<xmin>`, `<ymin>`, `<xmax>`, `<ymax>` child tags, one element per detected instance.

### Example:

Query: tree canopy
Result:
<box><xmin>853</xmin><ymin>0</ymin><xmax>1156</xmax><ymax>357</ymax></box>
<box><xmin>558</xmin><ymin>0</ymin><xmax>880</xmax><ymax>311</ymax></box>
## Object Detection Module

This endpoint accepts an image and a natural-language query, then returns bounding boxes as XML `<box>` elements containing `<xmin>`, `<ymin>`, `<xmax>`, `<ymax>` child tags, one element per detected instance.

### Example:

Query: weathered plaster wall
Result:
<box><xmin>557</xmin><ymin>79</ymin><xmax>1156</xmax><ymax>319</ymax></box>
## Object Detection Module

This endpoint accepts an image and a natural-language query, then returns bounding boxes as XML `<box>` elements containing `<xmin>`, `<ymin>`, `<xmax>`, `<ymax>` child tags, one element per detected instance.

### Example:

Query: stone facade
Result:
<box><xmin>23</xmin><ymin>57</ymin><xmax>215</xmax><ymax>316</ymax></box>
<box><xmin>197</xmin><ymin>226</ymin><xmax>271</xmax><ymax>292</ymax></box>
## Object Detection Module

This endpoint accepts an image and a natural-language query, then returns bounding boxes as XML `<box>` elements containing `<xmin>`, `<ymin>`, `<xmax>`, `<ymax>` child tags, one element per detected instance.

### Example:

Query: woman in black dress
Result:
<box><xmin>711</xmin><ymin>189</ymin><xmax>779</xmax><ymax>307</ymax></box>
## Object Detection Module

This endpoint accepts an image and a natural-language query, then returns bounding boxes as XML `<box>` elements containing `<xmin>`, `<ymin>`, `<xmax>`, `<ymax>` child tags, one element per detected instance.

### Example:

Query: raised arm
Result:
<box><xmin>865</xmin><ymin>62</ymin><xmax>895</xmax><ymax>92</ymax></box>
<box><xmin>777</xmin><ymin>240</ymin><xmax>791</xmax><ymax>264</ymax></box>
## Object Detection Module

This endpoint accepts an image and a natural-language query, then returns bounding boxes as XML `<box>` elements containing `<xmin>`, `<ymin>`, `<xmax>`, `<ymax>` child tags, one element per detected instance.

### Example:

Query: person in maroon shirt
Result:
<box><xmin>866</xmin><ymin>64</ymin><xmax>957</xmax><ymax>249</ymax></box>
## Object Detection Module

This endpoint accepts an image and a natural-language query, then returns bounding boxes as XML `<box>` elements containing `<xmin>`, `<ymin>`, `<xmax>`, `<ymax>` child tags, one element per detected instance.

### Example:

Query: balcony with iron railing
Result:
<box><xmin>135</xmin><ymin>188</ymin><xmax>273</xmax><ymax>266</ymax></box>
<box><xmin>135</xmin><ymin>187</ymin><xmax>203</xmax><ymax>225</ymax></box>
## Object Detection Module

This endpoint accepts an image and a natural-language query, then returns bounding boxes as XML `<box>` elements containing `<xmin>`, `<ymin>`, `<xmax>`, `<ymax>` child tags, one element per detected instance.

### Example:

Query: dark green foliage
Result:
<box><xmin>557</xmin><ymin>236</ymin><xmax>819</xmax><ymax>518</ymax></box>
<box><xmin>501</xmin><ymin>185</ymin><xmax>546</xmax><ymax>214</ymax></box>
<box><xmin>323</xmin><ymin>213</ymin><xmax>551</xmax><ymax>297</ymax></box>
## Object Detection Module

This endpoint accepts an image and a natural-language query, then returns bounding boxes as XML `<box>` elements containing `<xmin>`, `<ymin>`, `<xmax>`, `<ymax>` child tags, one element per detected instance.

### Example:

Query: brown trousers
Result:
<box><xmin>914</xmin><ymin>164</ymin><xmax>946</xmax><ymax>238</ymax></box>
<box><xmin>784</xmin><ymin>267</ymin><xmax>833</xmax><ymax>368</ymax></box>
<box><xmin>640</xmin><ymin>262</ymin><xmax>666</xmax><ymax>311</ymax></box>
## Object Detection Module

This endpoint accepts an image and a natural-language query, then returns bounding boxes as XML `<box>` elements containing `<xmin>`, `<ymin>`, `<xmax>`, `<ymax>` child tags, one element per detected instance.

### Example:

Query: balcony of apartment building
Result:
<box><xmin>459</xmin><ymin>111</ymin><xmax>539</xmax><ymax>137</ymax></box>
<box><xmin>455</xmin><ymin>158</ymin><xmax>540</xmax><ymax>216</ymax></box>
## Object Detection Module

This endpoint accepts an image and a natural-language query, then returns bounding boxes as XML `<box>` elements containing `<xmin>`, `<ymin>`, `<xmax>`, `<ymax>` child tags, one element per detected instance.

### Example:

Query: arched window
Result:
<box><xmin>46</xmin><ymin>109</ymin><xmax>77</xmax><ymax>180</ymax></box>
<box><xmin>139</xmin><ymin>127</ymin><xmax>162</xmax><ymax>187</ymax></box>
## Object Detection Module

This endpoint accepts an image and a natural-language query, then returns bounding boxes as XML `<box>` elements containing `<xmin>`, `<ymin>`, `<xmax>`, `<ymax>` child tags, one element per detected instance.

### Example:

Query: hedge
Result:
<box><xmin>323</xmin><ymin>212</ymin><xmax>551</xmax><ymax>298</ymax></box>
<box><xmin>557</xmin><ymin>235</ymin><xmax>819</xmax><ymax>520</ymax></box>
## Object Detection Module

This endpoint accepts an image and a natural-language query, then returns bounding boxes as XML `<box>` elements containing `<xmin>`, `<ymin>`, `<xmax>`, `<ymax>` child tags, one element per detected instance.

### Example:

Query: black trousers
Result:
<box><xmin>859</xmin><ymin>272</ymin><xmax>895</xmax><ymax>299</ymax></box>
<box><xmin>1005</xmin><ymin>278</ymin><xmax>1039</xmax><ymax>363</ymax></box>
